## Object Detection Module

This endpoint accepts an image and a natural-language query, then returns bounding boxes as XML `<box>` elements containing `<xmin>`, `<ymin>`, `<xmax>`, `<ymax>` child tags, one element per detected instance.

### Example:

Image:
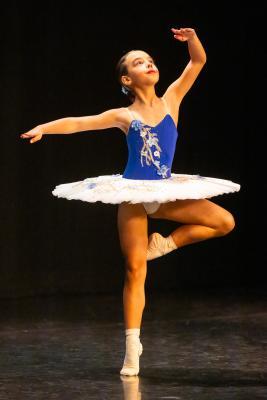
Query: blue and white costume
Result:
<box><xmin>52</xmin><ymin>98</ymin><xmax>240</xmax><ymax>214</ymax></box>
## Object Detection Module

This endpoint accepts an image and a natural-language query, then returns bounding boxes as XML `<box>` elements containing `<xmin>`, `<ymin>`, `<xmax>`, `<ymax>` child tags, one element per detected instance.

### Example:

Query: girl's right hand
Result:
<box><xmin>20</xmin><ymin>126</ymin><xmax>43</xmax><ymax>143</ymax></box>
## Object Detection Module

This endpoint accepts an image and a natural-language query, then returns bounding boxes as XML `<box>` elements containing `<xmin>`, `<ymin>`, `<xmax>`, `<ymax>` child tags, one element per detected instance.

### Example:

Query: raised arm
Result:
<box><xmin>163</xmin><ymin>28</ymin><xmax>207</xmax><ymax>105</ymax></box>
<box><xmin>20</xmin><ymin>108</ymin><xmax>125</xmax><ymax>144</ymax></box>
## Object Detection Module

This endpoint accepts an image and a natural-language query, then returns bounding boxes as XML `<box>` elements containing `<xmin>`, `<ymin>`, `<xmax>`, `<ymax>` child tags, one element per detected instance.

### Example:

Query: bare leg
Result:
<box><xmin>149</xmin><ymin>198</ymin><xmax>236</xmax><ymax>248</ymax></box>
<box><xmin>117</xmin><ymin>202</ymin><xmax>148</xmax><ymax>329</ymax></box>
<box><xmin>117</xmin><ymin>202</ymin><xmax>148</xmax><ymax>376</ymax></box>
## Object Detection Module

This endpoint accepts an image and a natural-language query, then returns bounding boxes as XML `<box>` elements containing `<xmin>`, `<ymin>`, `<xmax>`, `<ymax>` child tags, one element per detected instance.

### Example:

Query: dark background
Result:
<box><xmin>0</xmin><ymin>3</ymin><xmax>263</xmax><ymax>299</ymax></box>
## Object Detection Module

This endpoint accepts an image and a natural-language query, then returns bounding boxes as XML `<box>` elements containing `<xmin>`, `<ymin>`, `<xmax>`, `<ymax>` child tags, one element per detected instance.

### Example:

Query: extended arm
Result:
<box><xmin>164</xmin><ymin>28</ymin><xmax>207</xmax><ymax>103</ymax></box>
<box><xmin>20</xmin><ymin>108</ymin><xmax>124</xmax><ymax>143</ymax></box>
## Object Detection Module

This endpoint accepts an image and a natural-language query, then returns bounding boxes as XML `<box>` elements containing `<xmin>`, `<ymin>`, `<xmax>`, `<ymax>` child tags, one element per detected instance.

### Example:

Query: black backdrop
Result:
<box><xmin>1</xmin><ymin>3</ymin><xmax>263</xmax><ymax>299</ymax></box>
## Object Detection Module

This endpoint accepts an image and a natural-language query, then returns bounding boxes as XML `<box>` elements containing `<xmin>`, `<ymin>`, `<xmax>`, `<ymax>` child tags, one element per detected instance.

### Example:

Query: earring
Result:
<box><xmin>121</xmin><ymin>86</ymin><xmax>129</xmax><ymax>95</ymax></box>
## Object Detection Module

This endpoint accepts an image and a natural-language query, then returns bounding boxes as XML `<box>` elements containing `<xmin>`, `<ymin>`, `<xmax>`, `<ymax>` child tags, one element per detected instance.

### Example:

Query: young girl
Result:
<box><xmin>20</xmin><ymin>27</ymin><xmax>240</xmax><ymax>376</ymax></box>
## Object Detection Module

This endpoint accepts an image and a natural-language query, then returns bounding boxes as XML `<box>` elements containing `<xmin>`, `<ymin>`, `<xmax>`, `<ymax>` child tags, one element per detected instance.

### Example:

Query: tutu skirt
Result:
<box><xmin>52</xmin><ymin>173</ymin><xmax>241</xmax><ymax>205</ymax></box>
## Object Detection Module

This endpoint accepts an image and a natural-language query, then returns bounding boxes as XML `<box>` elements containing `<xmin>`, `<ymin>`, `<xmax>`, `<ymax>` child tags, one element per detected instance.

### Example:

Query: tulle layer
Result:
<box><xmin>51</xmin><ymin>173</ymin><xmax>241</xmax><ymax>204</ymax></box>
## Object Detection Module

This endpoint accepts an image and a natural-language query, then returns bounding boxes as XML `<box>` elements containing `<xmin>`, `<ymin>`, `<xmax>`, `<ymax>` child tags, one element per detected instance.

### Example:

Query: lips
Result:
<box><xmin>146</xmin><ymin>70</ymin><xmax>157</xmax><ymax>74</ymax></box>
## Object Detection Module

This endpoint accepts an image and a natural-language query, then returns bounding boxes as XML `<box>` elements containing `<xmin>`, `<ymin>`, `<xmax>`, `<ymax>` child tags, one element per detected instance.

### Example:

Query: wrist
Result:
<box><xmin>37</xmin><ymin>125</ymin><xmax>45</xmax><ymax>135</ymax></box>
<box><xmin>187</xmin><ymin>33</ymin><xmax>198</xmax><ymax>43</ymax></box>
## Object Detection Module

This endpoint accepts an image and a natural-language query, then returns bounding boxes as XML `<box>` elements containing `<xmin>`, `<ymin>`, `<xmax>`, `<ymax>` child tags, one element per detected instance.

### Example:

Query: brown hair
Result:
<box><xmin>115</xmin><ymin>50</ymin><xmax>137</xmax><ymax>103</ymax></box>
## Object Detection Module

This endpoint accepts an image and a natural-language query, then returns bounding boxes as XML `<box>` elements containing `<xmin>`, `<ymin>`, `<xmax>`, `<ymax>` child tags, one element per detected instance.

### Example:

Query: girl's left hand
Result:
<box><xmin>171</xmin><ymin>28</ymin><xmax>196</xmax><ymax>42</ymax></box>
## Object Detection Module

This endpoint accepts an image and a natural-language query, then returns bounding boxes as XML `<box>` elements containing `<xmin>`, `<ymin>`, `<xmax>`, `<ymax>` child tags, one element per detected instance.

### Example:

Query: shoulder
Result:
<box><xmin>76</xmin><ymin>107</ymin><xmax>131</xmax><ymax>134</ymax></box>
<box><xmin>161</xmin><ymin>93</ymin><xmax>181</xmax><ymax>126</ymax></box>
<box><xmin>97</xmin><ymin>107</ymin><xmax>130</xmax><ymax>131</ymax></box>
<box><xmin>113</xmin><ymin>107</ymin><xmax>133</xmax><ymax>134</ymax></box>
<box><xmin>161</xmin><ymin>93</ymin><xmax>182</xmax><ymax>115</ymax></box>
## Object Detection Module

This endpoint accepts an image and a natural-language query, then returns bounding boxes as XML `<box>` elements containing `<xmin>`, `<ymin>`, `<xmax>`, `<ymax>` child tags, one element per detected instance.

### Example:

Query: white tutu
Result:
<box><xmin>52</xmin><ymin>173</ymin><xmax>241</xmax><ymax>204</ymax></box>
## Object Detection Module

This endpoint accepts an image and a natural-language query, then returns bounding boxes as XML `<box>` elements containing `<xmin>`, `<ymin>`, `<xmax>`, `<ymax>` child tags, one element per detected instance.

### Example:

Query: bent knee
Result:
<box><xmin>216</xmin><ymin>212</ymin><xmax>236</xmax><ymax>235</ymax></box>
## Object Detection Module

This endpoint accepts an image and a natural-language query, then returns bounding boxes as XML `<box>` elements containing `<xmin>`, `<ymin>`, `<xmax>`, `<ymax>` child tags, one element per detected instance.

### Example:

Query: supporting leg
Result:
<box><xmin>117</xmin><ymin>202</ymin><xmax>148</xmax><ymax>375</ymax></box>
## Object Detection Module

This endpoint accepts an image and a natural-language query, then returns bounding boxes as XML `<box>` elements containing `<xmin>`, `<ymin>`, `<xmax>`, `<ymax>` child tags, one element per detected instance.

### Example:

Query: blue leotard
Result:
<box><xmin>52</xmin><ymin>94</ymin><xmax>240</xmax><ymax>208</ymax></box>
<box><xmin>122</xmin><ymin>97</ymin><xmax>178</xmax><ymax>180</ymax></box>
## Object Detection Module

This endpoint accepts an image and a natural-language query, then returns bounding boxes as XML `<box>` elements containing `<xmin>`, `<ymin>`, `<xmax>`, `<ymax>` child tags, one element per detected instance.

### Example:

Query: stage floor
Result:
<box><xmin>0</xmin><ymin>287</ymin><xmax>266</xmax><ymax>399</ymax></box>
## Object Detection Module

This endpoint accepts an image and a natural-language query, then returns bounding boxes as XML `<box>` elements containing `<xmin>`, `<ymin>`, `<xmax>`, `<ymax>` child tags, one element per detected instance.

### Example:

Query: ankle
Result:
<box><xmin>125</xmin><ymin>328</ymin><xmax>140</xmax><ymax>337</ymax></box>
<box><xmin>166</xmin><ymin>234</ymin><xmax>178</xmax><ymax>249</ymax></box>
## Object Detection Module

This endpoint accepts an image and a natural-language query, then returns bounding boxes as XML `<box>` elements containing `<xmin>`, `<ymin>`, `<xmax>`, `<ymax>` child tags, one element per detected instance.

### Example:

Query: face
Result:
<box><xmin>121</xmin><ymin>50</ymin><xmax>159</xmax><ymax>89</ymax></box>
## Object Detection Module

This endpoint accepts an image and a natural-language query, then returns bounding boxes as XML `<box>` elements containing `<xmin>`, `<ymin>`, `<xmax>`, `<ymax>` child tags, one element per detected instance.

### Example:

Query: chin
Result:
<box><xmin>145</xmin><ymin>74</ymin><xmax>159</xmax><ymax>83</ymax></box>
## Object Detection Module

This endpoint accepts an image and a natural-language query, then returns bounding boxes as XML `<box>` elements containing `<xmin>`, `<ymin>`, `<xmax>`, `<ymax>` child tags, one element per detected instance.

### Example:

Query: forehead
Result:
<box><xmin>126</xmin><ymin>51</ymin><xmax>152</xmax><ymax>64</ymax></box>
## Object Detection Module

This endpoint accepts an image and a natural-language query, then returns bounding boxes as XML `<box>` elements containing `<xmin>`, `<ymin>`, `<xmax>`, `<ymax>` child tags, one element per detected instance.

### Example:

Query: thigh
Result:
<box><xmin>117</xmin><ymin>202</ymin><xmax>148</xmax><ymax>261</ymax></box>
<box><xmin>149</xmin><ymin>198</ymin><xmax>233</xmax><ymax>229</ymax></box>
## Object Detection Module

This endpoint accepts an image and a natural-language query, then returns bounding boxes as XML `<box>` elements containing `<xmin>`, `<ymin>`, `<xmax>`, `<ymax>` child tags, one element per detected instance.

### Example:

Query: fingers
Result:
<box><xmin>29</xmin><ymin>134</ymin><xmax>42</xmax><ymax>143</ymax></box>
<box><xmin>20</xmin><ymin>127</ymin><xmax>43</xmax><ymax>143</ymax></box>
<box><xmin>172</xmin><ymin>30</ymin><xmax>186</xmax><ymax>41</ymax></box>
<box><xmin>171</xmin><ymin>28</ymin><xmax>193</xmax><ymax>33</ymax></box>
<box><xmin>171</xmin><ymin>27</ymin><xmax>195</xmax><ymax>41</ymax></box>
<box><xmin>20</xmin><ymin>132</ymin><xmax>43</xmax><ymax>143</ymax></box>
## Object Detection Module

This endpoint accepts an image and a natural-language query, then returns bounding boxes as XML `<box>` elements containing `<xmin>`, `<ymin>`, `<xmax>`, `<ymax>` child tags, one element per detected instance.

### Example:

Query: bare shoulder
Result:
<box><xmin>74</xmin><ymin>107</ymin><xmax>130</xmax><ymax>134</ymax></box>
<box><xmin>162</xmin><ymin>92</ymin><xmax>181</xmax><ymax>113</ymax></box>
<box><xmin>114</xmin><ymin>107</ymin><xmax>132</xmax><ymax>135</ymax></box>
<box><xmin>161</xmin><ymin>92</ymin><xmax>182</xmax><ymax>126</ymax></box>
<box><xmin>100</xmin><ymin>107</ymin><xmax>129</xmax><ymax>130</ymax></box>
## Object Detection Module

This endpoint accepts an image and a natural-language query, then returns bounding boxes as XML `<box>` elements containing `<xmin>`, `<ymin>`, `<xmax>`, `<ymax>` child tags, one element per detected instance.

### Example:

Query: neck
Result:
<box><xmin>132</xmin><ymin>86</ymin><xmax>159</xmax><ymax>107</ymax></box>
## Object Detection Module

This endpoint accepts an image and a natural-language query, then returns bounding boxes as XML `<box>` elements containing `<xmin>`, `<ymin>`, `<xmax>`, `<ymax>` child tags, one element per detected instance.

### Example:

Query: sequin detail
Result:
<box><xmin>86</xmin><ymin>183</ymin><xmax>97</xmax><ymax>189</ymax></box>
<box><xmin>133</xmin><ymin>121</ymin><xmax>170</xmax><ymax>178</ymax></box>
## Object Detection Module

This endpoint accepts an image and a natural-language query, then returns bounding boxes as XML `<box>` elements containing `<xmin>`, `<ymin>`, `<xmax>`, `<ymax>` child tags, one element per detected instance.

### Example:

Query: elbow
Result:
<box><xmin>199</xmin><ymin>57</ymin><xmax>207</xmax><ymax>67</ymax></box>
<box><xmin>191</xmin><ymin>57</ymin><xmax>207</xmax><ymax>66</ymax></box>
<box><xmin>199</xmin><ymin>56</ymin><xmax>207</xmax><ymax>65</ymax></box>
